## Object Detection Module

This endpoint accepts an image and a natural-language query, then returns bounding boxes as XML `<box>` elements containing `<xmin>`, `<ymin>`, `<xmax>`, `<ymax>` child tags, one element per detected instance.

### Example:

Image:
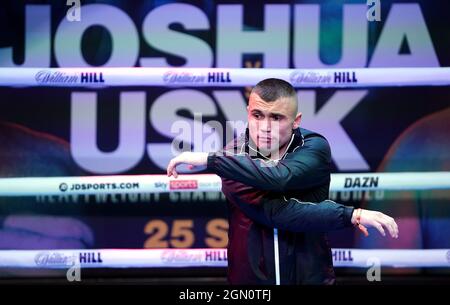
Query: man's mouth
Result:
<box><xmin>258</xmin><ymin>136</ymin><xmax>271</xmax><ymax>141</ymax></box>
<box><xmin>258</xmin><ymin>137</ymin><xmax>273</xmax><ymax>145</ymax></box>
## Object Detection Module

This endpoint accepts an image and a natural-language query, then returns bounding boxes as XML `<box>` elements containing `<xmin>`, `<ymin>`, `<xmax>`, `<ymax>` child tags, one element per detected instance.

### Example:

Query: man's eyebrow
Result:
<box><xmin>250</xmin><ymin>109</ymin><xmax>263</xmax><ymax>113</ymax></box>
<box><xmin>250</xmin><ymin>109</ymin><xmax>286</xmax><ymax>117</ymax></box>
<box><xmin>269</xmin><ymin>112</ymin><xmax>286</xmax><ymax>118</ymax></box>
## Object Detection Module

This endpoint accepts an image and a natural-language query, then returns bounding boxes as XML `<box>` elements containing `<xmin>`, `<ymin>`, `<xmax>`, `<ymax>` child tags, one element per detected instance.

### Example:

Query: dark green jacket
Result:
<box><xmin>207</xmin><ymin>128</ymin><xmax>354</xmax><ymax>285</ymax></box>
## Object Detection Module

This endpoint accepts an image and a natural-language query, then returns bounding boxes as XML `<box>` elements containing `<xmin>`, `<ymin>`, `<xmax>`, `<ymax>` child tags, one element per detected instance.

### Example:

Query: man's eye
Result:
<box><xmin>272</xmin><ymin>115</ymin><xmax>280</xmax><ymax>121</ymax></box>
<box><xmin>253</xmin><ymin>113</ymin><xmax>262</xmax><ymax>119</ymax></box>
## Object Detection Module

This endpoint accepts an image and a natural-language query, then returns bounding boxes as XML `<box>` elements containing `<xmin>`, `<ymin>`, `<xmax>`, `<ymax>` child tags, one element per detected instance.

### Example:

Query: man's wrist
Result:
<box><xmin>351</xmin><ymin>208</ymin><xmax>364</xmax><ymax>225</ymax></box>
<box><xmin>350</xmin><ymin>208</ymin><xmax>357</xmax><ymax>225</ymax></box>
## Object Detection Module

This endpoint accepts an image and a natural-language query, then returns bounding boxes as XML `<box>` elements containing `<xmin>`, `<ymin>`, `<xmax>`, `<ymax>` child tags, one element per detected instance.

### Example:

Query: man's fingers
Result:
<box><xmin>388</xmin><ymin>216</ymin><xmax>399</xmax><ymax>237</ymax></box>
<box><xmin>167</xmin><ymin>161</ymin><xmax>171</xmax><ymax>176</ymax></box>
<box><xmin>386</xmin><ymin>217</ymin><xmax>398</xmax><ymax>238</ymax></box>
<box><xmin>173</xmin><ymin>168</ymin><xmax>178</xmax><ymax>178</ymax></box>
<box><xmin>391</xmin><ymin>217</ymin><xmax>399</xmax><ymax>238</ymax></box>
<box><xmin>373</xmin><ymin>222</ymin><xmax>386</xmax><ymax>237</ymax></box>
<box><xmin>381</xmin><ymin>215</ymin><xmax>399</xmax><ymax>238</ymax></box>
<box><xmin>167</xmin><ymin>156</ymin><xmax>183</xmax><ymax>177</ymax></box>
<box><xmin>168</xmin><ymin>162</ymin><xmax>179</xmax><ymax>178</ymax></box>
<box><xmin>167</xmin><ymin>159</ymin><xmax>175</xmax><ymax>177</ymax></box>
<box><xmin>377</xmin><ymin>215</ymin><xmax>394</xmax><ymax>238</ymax></box>
<box><xmin>361</xmin><ymin>210</ymin><xmax>398</xmax><ymax>238</ymax></box>
<box><xmin>383</xmin><ymin>220</ymin><xmax>396</xmax><ymax>238</ymax></box>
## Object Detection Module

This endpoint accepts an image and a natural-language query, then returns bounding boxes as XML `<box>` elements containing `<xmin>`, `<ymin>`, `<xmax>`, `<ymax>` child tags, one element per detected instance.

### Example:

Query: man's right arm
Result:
<box><xmin>207</xmin><ymin>135</ymin><xmax>331</xmax><ymax>192</ymax></box>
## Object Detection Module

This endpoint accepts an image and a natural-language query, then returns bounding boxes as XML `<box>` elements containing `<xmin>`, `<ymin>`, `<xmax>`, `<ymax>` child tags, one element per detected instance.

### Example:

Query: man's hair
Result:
<box><xmin>251</xmin><ymin>78</ymin><xmax>297</xmax><ymax>102</ymax></box>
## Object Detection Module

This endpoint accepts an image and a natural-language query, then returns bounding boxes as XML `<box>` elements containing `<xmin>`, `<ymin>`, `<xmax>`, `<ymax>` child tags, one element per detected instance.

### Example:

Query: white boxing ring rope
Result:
<box><xmin>0</xmin><ymin>172</ymin><xmax>450</xmax><ymax>196</ymax></box>
<box><xmin>0</xmin><ymin>67</ymin><xmax>449</xmax><ymax>88</ymax></box>
<box><xmin>0</xmin><ymin>249</ymin><xmax>449</xmax><ymax>269</ymax></box>
<box><xmin>1</xmin><ymin>67</ymin><xmax>450</xmax><ymax>271</ymax></box>
<box><xmin>0</xmin><ymin>172</ymin><xmax>450</xmax><ymax>269</ymax></box>
<box><xmin>0</xmin><ymin>173</ymin><xmax>449</xmax><ymax>270</ymax></box>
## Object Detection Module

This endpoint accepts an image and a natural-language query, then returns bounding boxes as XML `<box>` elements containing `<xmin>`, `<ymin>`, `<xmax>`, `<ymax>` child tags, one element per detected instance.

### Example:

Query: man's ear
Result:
<box><xmin>293</xmin><ymin>112</ymin><xmax>302</xmax><ymax>129</ymax></box>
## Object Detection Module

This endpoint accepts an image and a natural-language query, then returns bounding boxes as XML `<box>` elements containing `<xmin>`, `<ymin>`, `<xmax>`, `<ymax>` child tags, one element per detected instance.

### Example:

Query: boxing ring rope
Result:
<box><xmin>0</xmin><ymin>249</ymin><xmax>449</xmax><ymax>269</ymax></box>
<box><xmin>0</xmin><ymin>67</ymin><xmax>450</xmax><ymax>88</ymax></box>
<box><xmin>0</xmin><ymin>172</ymin><xmax>450</xmax><ymax>196</ymax></box>
<box><xmin>1</xmin><ymin>67</ymin><xmax>450</xmax><ymax>270</ymax></box>
<box><xmin>0</xmin><ymin>171</ymin><xmax>449</xmax><ymax>269</ymax></box>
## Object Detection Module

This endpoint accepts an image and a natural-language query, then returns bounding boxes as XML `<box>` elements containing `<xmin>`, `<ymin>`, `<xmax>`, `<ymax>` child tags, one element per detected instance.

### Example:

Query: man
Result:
<box><xmin>167</xmin><ymin>78</ymin><xmax>398</xmax><ymax>284</ymax></box>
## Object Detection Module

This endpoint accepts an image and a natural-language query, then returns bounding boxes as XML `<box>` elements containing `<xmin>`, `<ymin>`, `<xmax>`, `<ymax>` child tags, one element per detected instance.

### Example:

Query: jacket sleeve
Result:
<box><xmin>236</xmin><ymin>196</ymin><xmax>355</xmax><ymax>232</ymax></box>
<box><xmin>207</xmin><ymin>136</ymin><xmax>331</xmax><ymax>192</ymax></box>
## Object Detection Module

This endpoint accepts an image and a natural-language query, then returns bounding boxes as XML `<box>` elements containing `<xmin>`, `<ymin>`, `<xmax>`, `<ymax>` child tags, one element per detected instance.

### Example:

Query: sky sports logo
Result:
<box><xmin>59</xmin><ymin>182</ymin><xmax>140</xmax><ymax>192</ymax></box>
<box><xmin>169</xmin><ymin>180</ymin><xmax>198</xmax><ymax>190</ymax></box>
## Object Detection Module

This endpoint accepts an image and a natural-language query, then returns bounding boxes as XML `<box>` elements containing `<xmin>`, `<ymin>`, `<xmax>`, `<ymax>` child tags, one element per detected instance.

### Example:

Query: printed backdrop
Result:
<box><xmin>0</xmin><ymin>1</ymin><xmax>449</xmax><ymax>260</ymax></box>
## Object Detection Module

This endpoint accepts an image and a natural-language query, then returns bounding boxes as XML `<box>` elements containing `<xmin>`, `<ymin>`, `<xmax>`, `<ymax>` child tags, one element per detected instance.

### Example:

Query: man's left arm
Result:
<box><xmin>222</xmin><ymin>184</ymin><xmax>398</xmax><ymax>238</ymax></box>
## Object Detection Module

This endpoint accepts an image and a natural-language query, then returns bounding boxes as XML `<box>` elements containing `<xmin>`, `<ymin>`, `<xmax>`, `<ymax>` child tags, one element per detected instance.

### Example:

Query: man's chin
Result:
<box><xmin>257</xmin><ymin>145</ymin><xmax>279</xmax><ymax>156</ymax></box>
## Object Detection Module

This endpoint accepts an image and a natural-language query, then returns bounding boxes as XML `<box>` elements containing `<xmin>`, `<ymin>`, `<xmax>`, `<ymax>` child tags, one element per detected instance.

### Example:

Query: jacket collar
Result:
<box><xmin>243</xmin><ymin>127</ymin><xmax>304</xmax><ymax>160</ymax></box>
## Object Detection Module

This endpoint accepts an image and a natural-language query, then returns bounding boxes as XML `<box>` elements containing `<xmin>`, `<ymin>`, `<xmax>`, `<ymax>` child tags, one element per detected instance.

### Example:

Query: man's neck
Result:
<box><xmin>248</xmin><ymin>132</ymin><xmax>295</xmax><ymax>160</ymax></box>
<box><xmin>268</xmin><ymin>142</ymin><xmax>289</xmax><ymax>160</ymax></box>
<box><xmin>259</xmin><ymin>136</ymin><xmax>292</xmax><ymax>161</ymax></box>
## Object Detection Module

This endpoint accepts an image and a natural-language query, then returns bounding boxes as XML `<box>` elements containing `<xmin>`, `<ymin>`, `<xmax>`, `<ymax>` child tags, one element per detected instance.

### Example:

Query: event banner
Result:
<box><xmin>0</xmin><ymin>1</ymin><xmax>449</xmax><ymax>251</ymax></box>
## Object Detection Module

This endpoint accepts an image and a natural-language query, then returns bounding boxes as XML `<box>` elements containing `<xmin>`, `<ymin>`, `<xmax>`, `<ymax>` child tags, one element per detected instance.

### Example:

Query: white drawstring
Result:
<box><xmin>273</xmin><ymin>228</ymin><xmax>280</xmax><ymax>285</ymax></box>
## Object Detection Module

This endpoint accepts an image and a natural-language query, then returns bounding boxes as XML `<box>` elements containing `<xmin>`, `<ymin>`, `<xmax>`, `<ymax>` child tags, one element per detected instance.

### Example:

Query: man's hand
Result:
<box><xmin>352</xmin><ymin>209</ymin><xmax>399</xmax><ymax>238</ymax></box>
<box><xmin>167</xmin><ymin>152</ymin><xmax>209</xmax><ymax>178</ymax></box>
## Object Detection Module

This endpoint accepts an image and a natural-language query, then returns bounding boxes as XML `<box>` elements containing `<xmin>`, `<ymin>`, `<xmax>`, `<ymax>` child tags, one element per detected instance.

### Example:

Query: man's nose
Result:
<box><xmin>259</xmin><ymin>119</ymin><xmax>271</xmax><ymax>132</ymax></box>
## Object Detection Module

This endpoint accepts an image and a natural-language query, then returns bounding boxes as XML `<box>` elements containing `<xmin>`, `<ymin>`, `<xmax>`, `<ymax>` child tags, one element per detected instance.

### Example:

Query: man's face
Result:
<box><xmin>247</xmin><ymin>92</ymin><xmax>302</xmax><ymax>155</ymax></box>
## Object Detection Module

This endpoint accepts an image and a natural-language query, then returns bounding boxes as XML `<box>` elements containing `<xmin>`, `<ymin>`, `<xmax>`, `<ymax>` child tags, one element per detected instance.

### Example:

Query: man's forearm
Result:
<box><xmin>207</xmin><ymin>148</ymin><xmax>330</xmax><ymax>192</ymax></box>
<box><xmin>235</xmin><ymin>196</ymin><xmax>355</xmax><ymax>233</ymax></box>
<box><xmin>232</xmin><ymin>192</ymin><xmax>398</xmax><ymax>238</ymax></box>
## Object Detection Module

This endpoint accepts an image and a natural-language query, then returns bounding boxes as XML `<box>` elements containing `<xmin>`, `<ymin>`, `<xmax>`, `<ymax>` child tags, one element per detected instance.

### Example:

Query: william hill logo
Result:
<box><xmin>332</xmin><ymin>250</ymin><xmax>353</xmax><ymax>262</ymax></box>
<box><xmin>35</xmin><ymin>71</ymin><xmax>105</xmax><ymax>84</ymax></box>
<box><xmin>80</xmin><ymin>72</ymin><xmax>105</xmax><ymax>83</ymax></box>
<box><xmin>205</xmin><ymin>250</ymin><xmax>227</xmax><ymax>262</ymax></box>
<box><xmin>79</xmin><ymin>252</ymin><xmax>103</xmax><ymax>264</ymax></box>
<box><xmin>208</xmin><ymin>72</ymin><xmax>231</xmax><ymax>83</ymax></box>
<box><xmin>334</xmin><ymin>71</ymin><xmax>358</xmax><ymax>83</ymax></box>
